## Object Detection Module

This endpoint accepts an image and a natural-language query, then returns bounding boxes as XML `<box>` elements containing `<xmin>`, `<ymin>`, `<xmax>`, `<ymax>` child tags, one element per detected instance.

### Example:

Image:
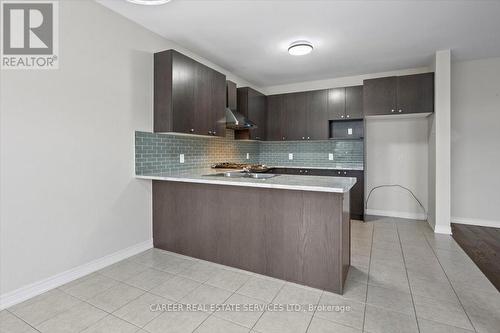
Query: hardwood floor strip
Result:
<box><xmin>451</xmin><ymin>223</ymin><xmax>500</xmax><ymax>291</ymax></box>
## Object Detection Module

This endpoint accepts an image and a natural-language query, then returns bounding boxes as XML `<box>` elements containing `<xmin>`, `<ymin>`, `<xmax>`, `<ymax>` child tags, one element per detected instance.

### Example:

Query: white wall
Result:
<box><xmin>263</xmin><ymin>67</ymin><xmax>430</xmax><ymax>95</ymax></box>
<box><xmin>0</xmin><ymin>0</ymin><xmax>256</xmax><ymax>304</ymax></box>
<box><xmin>365</xmin><ymin>117</ymin><xmax>429</xmax><ymax>220</ymax></box>
<box><xmin>451</xmin><ymin>57</ymin><xmax>500</xmax><ymax>228</ymax></box>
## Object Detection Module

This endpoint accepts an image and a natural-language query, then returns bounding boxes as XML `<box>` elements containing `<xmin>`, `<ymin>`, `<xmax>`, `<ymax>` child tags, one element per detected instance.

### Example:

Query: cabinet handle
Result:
<box><xmin>304</xmin><ymin>170</ymin><xmax>308</xmax><ymax>173</ymax></box>
<box><xmin>398</xmin><ymin>109</ymin><xmax>402</xmax><ymax>113</ymax></box>
<box><xmin>190</xmin><ymin>128</ymin><xmax>195</xmax><ymax>132</ymax></box>
<box><xmin>299</xmin><ymin>170</ymin><xmax>303</xmax><ymax>173</ymax></box>
<box><xmin>208</xmin><ymin>130</ymin><xmax>213</xmax><ymax>135</ymax></box>
<box><xmin>213</xmin><ymin>131</ymin><xmax>216</xmax><ymax>135</ymax></box>
<box><xmin>282</xmin><ymin>136</ymin><xmax>286</xmax><ymax>140</ymax></box>
<box><xmin>338</xmin><ymin>171</ymin><xmax>341</xmax><ymax>175</ymax></box>
<box><xmin>391</xmin><ymin>110</ymin><xmax>395</xmax><ymax>113</ymax></box>
<box><xmin>307</xmin><ymin>137</ymin><xmax>310</xmax><ymax>140</ymax></box>
<box><xmin>340</xmin><ymin>115</ymin><xmax>344</xmax><ymax>118</ymax></box>
<box><xmin>344</xmin><ymin>171</ymin><xmax>347</xmax><ymax>175</ymax></box>
<box><xmin>346</xmin><ymin>115</ymin><xmax>350</xmax><ymax>118</ymax></box>
<box><xmin>302</xmin><ymin>136</ymin><xmax>305</xmax><ymax>140</ymax></box>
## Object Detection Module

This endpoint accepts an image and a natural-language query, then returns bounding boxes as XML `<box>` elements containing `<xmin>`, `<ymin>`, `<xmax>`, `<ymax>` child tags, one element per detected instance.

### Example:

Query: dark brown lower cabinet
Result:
<box><xmin>345</xmin><ymin>170</ymin><xmax>364</xmax><ymax>221</ymax></box>
<box><xmin>267</xmin><ymin>168</ymin><xmax>364</xmax><ymax>220</ymax></box>
<box><xmin>153</xmin><ymin>181</ymin><xmax>350</xmax><ymax>294</ymax></box>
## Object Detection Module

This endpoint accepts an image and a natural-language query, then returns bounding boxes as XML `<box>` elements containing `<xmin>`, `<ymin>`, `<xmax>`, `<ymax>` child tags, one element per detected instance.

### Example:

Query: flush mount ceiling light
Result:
<box><xmin>126</xmin><ymin>0</ymin><xmax>172</xmax><ymax>5</ymax></box>
<box><xmin>288</xmin><ymin>41</ymin><xmax>314</xmax><ymax>56</ymax></box>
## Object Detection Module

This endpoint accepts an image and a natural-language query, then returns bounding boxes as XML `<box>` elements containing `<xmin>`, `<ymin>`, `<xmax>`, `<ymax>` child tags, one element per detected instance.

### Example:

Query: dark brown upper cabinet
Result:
<box><xmin>345</xmin><ymin>86</ymin><xmax>364</xmax><ymax>119</ymax></box>
<box><xmin>327</xmin><ymin>88</ymin><xmax>346</xmax><ymax>120</ymax></box>
<box><xmin>154</xmin><ymin>49</ymin><xmax>226</xmax><ymax>137</ymax></box>
<box><xmin>235</xmin><ymin>87</ymin><xmax>267</xmax><ymax>140</ymax></box>
<box><xmin>266</xmin><ymin>86</ymin><xmax>361</xmax><ymax>141</ymax></box>
<box><xmin>266</xmin><ymin>94</ymin><xmax>285</xmax><ymax>141</ymax></box>
<box><xmin>396</xmin><ymin>73</ymin><xmax>434</xmax><ymax>114</ymax></box>
<box><xmin>284</xmin><ymin>92</ymin><xmax>307</xmax><ymax>141</ymax></box>
<box><xmin>362</xmin><ymin>77</ymin><xmax>396</xmax><ymax>116</ymax></box>
<box><xmin>210</xmin><ymin>70</ymin><xmax>227</xmax><ymax>136</ymax></box>
<box><xmin>363</xmin><ymin>73</ymin><xmax>434</xmax><ymax>116</ymax></box>
<box><xmin>267</xmin><ymin>89</ymin><xmax>329</xmax><ymax>141</ymax></box>
<box><xmin>306</xmin><ymin>89</ymin><xmax>329</xmax><ymax>140</ymax></box>
<box><xmin>327</xmin><ymin>86</ymin><xmax>364</xmax><ymax>120</ymax></box>
<box><xmin>226</xmin><ymin>80</ymin><xmax>237</xmax><ymax>109</ymax></box>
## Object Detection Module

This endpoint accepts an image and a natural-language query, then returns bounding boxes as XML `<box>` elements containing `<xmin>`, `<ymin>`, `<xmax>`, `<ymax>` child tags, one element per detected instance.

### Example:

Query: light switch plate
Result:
<box><xmin>246</xmin><ymin>153</ymin><xmax>250</xmax><ymax>160</ymax></box>
<box><xmin>179</xmin><ymin>154</ymin><xmax>184</xmax><ymax>163</ymax></box>
<box><xmin>288</xmin><ymin>153</ymin><xmax>294</xmax><ymax>160</ymax></box>
<box><xmin>329</xmin><ymin>153</ymin><xmax>334</xmax><ymax>161</ymax></box>
<box><xmin>348</xmin><ymin>128</ymin><xmax>353</xmax><ymax>135</ymax></box>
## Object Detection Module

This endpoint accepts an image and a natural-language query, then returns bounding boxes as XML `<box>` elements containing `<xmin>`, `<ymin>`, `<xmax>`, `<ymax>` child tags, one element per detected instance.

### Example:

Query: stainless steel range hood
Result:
<box><xmin>225</xmin><ymin>108</ymin><xmax>257</xmax><ymax>130</ymax></box>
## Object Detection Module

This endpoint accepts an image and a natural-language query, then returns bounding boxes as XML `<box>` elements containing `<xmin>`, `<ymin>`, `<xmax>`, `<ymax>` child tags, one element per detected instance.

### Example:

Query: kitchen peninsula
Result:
<box><xmin>140</xmin><ymin>48</ymin><xmax>367</xmax><ymax>294</ymax></box>
<box><xmin>138</xmin><ymin>168</ymin><xmax>355</xmax><ymax>293</ymax></box>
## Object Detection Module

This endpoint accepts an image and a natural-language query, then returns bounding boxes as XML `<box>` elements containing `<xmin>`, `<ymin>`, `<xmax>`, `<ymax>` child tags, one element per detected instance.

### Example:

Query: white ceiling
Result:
<box><xmin>98</xmin><ymin>0</ymin><xmax>500</xmax><ymax>87</ymax></box>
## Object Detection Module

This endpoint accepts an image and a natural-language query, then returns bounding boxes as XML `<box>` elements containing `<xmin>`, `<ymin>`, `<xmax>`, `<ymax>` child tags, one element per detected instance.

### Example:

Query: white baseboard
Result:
<box><xmin>0</xmin><ymin>239</ymin><xmax>153</xmax><ymax>310</ymax></box>
<box><xmin>451</xmin><ymin>217</ymin><xmax>500</xmax><ymax>228</ymax></box>
<box><xmin>365</xmin><ymin>209</ymin><xmax>427</xmax><ymax>221</ymax></box>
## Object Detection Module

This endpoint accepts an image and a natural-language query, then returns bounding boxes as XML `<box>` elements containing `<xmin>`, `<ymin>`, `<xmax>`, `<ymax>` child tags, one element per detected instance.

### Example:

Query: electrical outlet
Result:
<box><xmin>288</xmin><ymin>153</ymin><xmax>293</xmax><ymax>160</ymax></box>
<box><xmin>179</xmin><ymin>154</ymin><xmax>184</xmax><ymax>163</ymax></box>
<box><xmin>348</xmin><ymin>128</ymin><xmax>353</xmax><ymax>135</ymax></box>
<box><xmin>329</xmin><ymin>153</ymin><xmax>334</xmax><ymax>161</ymax></box>
<box><xmin>246</xmin><ymin>153</ymin><xmax>250</xmax><ymax>160</ymax></box>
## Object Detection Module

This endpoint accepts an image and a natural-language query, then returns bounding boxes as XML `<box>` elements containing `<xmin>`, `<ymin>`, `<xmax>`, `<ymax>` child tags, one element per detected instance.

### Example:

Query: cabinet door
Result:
<box><xmin>284</xmin><ymin>92</ymin><xmax>307</xmax><ymax>140</ymax></box>
<box><xmin>194</xmin><ymin>64</ymin><xmax>226</xmax><ymax>137</ymax></box>
<box><xmin>247</xmin><ymin>88</ymin><xmax>267</xmax><ymax>140</ymax></box>
<box><xmin>171</xmin><ymin>51</ymin><xmax>196</xmax><ymax>134</ymax></box>
<box><xmin>363</xmin><ymin>76</ymin><xmax>397</xmax><ymax>116</ymax></box>
<box><xmin>226</xmin><ymin>80</ymin><xmax>237</xmax><ymax>109</ymax></box>
<box><xmin>327</xmin><ymin>88</ymin><xmax>346</xmax><ymax>120</ymax></box>
<box><xmin>266</xmin><ymin>95</ymin><xmax>284</xmax><ymax>141</ymax></box>
<box><xmin>345</xmin><ymin>86</ymin><xmax>364</xmax><ymax>119</ymax></box>
<box><xmin>194</xmin><ymin>63</ymin><xmax>212</xmax><ymax>135</ymax></box>
<box><xmin>211</xmin><ymin>70</ymin><xmax>226</xmax><ymax>137</ymax></box>
<box><xmin>396</xmin><ymin>73</ymin><xmax>434</xmax><ymax>114</ymax></box>
<box><xmin>306</xmin><ymin>90</ymin><xmax>329</xmax><ymax>140</ymax></box>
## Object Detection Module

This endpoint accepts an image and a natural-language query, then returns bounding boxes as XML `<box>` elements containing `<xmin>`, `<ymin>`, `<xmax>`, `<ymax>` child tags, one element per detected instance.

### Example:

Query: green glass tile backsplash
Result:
<box><xmin>135</xmin><ymin>130</ymin><xmax>364</xmax><ymax>175</ymax></box>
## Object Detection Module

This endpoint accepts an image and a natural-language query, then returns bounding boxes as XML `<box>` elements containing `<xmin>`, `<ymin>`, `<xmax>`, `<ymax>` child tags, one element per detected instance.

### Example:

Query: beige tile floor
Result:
<box><xmin>2</xmin><ymin>217</ymin><xmax>499</xmax><ymax>333</ymax></box>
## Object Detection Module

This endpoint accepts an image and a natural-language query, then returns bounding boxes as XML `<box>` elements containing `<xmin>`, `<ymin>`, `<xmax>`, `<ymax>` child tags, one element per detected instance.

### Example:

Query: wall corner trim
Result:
<box><xmin>451</xmin><ymin>217</ymin><xmax>500</xmax><ymax>228</ymax></box>
<box><xmin>0</xmin><ymin>239</ymin><xmax>153</xmax><ymax>310</ymax></box>
<box><xmin>433</xmin><ymin>225</ymin><xmax>452</xmax><ymax>235</ymax></box>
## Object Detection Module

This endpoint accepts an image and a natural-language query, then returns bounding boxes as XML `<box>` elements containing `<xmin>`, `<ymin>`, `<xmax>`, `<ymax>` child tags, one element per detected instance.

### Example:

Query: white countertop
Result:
<box><xmin>271</xmin><ymin>165</ymin><xmax>363</xmax><ymax>171</ymax></box>
<box><xmin>136</xmin><ymin>168</ymin><xmax>357</xmax><ymax>193</ymax></box>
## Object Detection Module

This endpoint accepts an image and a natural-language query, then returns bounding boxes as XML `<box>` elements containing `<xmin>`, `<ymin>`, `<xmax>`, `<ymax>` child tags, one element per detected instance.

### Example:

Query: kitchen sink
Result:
<box><xmin>220</xmin><ymin>172</ymin><xmax>248</xmax><ymax>178</ymax></box>
<box><xmin>248</xmin><ymin>173</ymin><xmax>278</xmax><ymax>179</ymax></box>
<box><xmin>205</xmin><ymin>172</ymin><xmax>280</xmax><ymax>179</ymax></box>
